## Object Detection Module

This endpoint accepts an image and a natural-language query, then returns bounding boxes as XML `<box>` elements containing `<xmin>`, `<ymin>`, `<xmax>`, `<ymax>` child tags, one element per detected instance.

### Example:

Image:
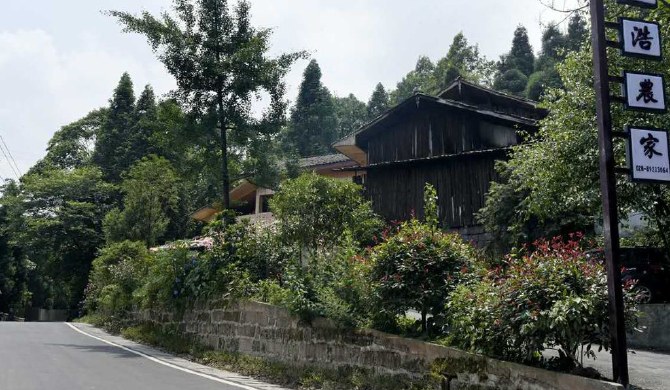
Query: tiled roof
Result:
<box><xmin>298</xmin><ymin>153</ymin><xmax>351</xmax><ymax>168</ymax></box>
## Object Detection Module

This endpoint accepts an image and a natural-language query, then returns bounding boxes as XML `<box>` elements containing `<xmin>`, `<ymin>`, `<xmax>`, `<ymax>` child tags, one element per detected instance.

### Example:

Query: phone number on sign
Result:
<box><xmin>635</xmin><ymin>165</ymin><xmax>669</xmax><ymax>174</ymax></box>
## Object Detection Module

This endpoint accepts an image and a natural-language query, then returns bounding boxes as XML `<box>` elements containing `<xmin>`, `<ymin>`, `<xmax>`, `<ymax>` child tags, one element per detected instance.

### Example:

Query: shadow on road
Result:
<box><xmin>46</xmin><ymin>343</ymin><xmax>140</xmax><ymax>359</ymax></box>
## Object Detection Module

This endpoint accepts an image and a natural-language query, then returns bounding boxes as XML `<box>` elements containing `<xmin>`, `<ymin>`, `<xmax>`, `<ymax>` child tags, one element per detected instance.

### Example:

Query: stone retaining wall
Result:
<box><xmin>628</xmin><ymin>304</ymin><xmax>670</xmax><ymax>351</ymax></box>
<box><xmin>134</xmin><ymin>300</ymin><xmax>621</xmax><ymax>390</ymax></box>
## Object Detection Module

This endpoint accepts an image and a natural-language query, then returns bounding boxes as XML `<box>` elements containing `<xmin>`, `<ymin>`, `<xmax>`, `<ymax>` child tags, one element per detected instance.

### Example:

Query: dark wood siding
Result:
<box><xmin>366</xmin><ymin>106</ymin><xmax>517</xmax><ymax>165</ymax></box>
<box><xmin>366</xmin><ymin>152</ymin><xmax>504</xmax><ymax>228</ymax></box>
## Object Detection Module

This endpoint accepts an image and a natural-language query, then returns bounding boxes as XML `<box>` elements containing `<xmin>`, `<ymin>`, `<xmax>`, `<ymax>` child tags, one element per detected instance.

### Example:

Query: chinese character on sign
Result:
<box><xmin>628</xmin><ymin>127</ymin><xmax>670</xmax><ymax>182</ymax></box>
<box><xmin>624</xmin><ymin>72</ymin><xmax>666</xmax><ymax>111</ymax></box>
<box><xmin>632</xmin><ymin>25</ymin><xmax>654</xmax><ymax>50</ymax></box>
<box><xmin>640</xmin><ymin>133</ymin><xmax>663</xmax><ymax>158</ymax></box>
<box><xmin>620</xmin><ymin>18</ymin><xmax>662</xmax><ymax>59</ymax></box>
<box><xmin>637</xmin><ymin>79</ymin><xmax>659</xmax><ymax>103</ymax></box>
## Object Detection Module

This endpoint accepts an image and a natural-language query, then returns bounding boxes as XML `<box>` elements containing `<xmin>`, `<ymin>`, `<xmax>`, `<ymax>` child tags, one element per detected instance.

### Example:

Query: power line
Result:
<box><xmin>0</xmin><ymin>138</ymin><xmax>19</xmax><ymax>181</ymax></box>
<box><xmin>0</xmin><ymin>135</ymin><xmax>21</xmax><ymax>177</ymax></box>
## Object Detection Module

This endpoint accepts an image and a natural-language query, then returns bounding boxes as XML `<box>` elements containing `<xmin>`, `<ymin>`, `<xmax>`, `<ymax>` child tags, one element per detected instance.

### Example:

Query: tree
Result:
<box><xmin>109</xmin><ymin>0</ymin><xmax>304</xmax><ymax>209</ymax></box>
<box><xmin>566</xmin><ymin>13</ymin><xmax>589</xmax><ymax>52</ymax></box>
<box><xmin>390</xmin><ymin>56</ymin><xmax>435</xmax><ymax>104</ymax></box>
<box><xmin>493</xmin><ymin>69</ymin><xmax>528</xmax><ymax>96</ymax></box>
<box><xmin>282</xmin><ymin>60</ymin><xmax>338</xmax><ymax>156</ymax></box>
<box><xmin>93</xmin><ymin>73</ymin><xmax>137</xmax><ymax>181</ymax></box>
<box><xmin>129</xmin><ymin>85</ymin><xmax>159</xmax><ymax>162</ymax></box>
<box><xmin>270</xmin><ymin>173</ymin><xmax>382</xmax><ymax>257</ymax></box>
<box><xmin>30</xmin><ymin>109</ymin><xmax>107</xmax><ymax>175</ymax></box>
<box><xmin>333</xmin><ymin>94</ymin><xmax>367</xmax><ymax>138</ymax></box>
<box><xmin>506</xmin><ymin>25</ymin><xmax>535</xmax><ymax>76</ymax></box>
<box><xmin>0</xmin><ymin>181</ymin><xmax>31</xmax><ymax>314</ymax></box>
<box><xmin>367</xmin><ymin>82</ymin><xmax>390</xmax><ymax>119</ymax></box>
<box><xmin>539</xmin><ymin>24</ymin><xmax>567</xmax><ymax>62</ymax></box>
<box><xmin>479</xmin><ymin>4</ymin><xmax>670</xmax><ymax>253</ymax></box>
<box><xmin>103</xmin><ymin>156</ymin><xmax>182</xmax><ymax>247</ymax></box>
<box><xmin>433</xmin><ymin>32</ymin><xmax>495</xmax><ymax>90</ymax></box>
<box><xmin>18</xmin><ymin>166</ymin><xmax>116</xmax><ymax>312</ymax></box>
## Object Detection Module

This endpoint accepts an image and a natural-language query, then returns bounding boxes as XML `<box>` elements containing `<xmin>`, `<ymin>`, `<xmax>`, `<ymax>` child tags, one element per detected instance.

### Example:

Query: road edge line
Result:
<box><xmin>65</xmin><ymin>322</ymin><xmax>260</xmax><ymax>390</ymax></box>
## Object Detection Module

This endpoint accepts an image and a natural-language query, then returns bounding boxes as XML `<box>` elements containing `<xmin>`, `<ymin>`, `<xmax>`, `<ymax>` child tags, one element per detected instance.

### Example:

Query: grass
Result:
<box><xmin>118</xmin><ymin>321</ymin><xmax>437</xmax><ymax>390</ymax></box>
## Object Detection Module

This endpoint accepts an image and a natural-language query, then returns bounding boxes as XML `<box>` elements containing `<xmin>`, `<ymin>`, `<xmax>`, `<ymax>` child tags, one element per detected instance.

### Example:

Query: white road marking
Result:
<box><xmin>65</xmin><ymin>322</ymin><xmax>260</xmax><ymax>390</ymax></box>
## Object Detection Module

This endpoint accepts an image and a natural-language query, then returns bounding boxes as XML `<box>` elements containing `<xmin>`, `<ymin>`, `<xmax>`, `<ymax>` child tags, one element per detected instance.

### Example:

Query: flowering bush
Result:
<box><xmin>445</xmin><ymin>234</ymin><xmax>638</xmax><ymax>368</ymax></box>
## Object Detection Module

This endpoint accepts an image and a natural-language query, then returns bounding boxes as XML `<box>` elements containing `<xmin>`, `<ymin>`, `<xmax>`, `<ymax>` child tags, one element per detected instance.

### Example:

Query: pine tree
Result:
<box><xmin>433</xmin><ymin>32</ymin><xmax>486</xmax><ymax>90</ymax></box>
<box><xmin>130</xmin><ymin>85</ymin><xmax>158</xmax><ymax>162</ymax></box>
<box><xmin>539</xmin><ymin>24</ymin><xmax>567</xmax><ymax>62</ymax></box>
<box><xmin>284</xmin><ymin>60</ymin><xmax>337</xmax><ymax>157</ymax></box>
<box><xmin>93</xmin><ymin>72</ymin><xmax>136</xmax><ymax>181</ymax></box>
<box><xmin>500</xmin><ymin>26</ymin><xmax>535</xmax><ymax>76</ymax></box>
<box><xmin>566</xmin><ymin>13</ymin><xmax>588</xmax><ymax>52</ymax></box>
<box><xmin>367</xmin><ymin>82</ymin><xmax>390</xmax><ymax>119</ymax></box>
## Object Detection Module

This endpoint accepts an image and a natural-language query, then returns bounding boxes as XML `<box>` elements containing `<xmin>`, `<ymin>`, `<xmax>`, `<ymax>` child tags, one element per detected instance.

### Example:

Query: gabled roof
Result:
<box><xmin>333</xmin><ymin>91</ymin><xmax>539</xmax><ymax>165</ymax></box>
<box><xmin>438</xmin><ymin>77</ymin><xmax>548</xmax><ymax>120</ymax></box>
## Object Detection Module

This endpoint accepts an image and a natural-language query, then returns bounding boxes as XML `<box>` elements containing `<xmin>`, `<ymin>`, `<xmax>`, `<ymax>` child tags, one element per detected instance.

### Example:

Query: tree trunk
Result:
<box><xmin>217</xmin><ymin>90</ymin><xmax>230</xmax><ymax>210</ymax></box>
<box><xmin>421</xmin><ymin>307</ymin><xmax>427</xmax><ymax>334</ymax></box>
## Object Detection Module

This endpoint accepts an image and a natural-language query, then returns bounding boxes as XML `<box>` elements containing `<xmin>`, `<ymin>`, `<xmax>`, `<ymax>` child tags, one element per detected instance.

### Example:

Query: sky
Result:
<box><xmin>0</xmin><ymin>0</ymin><xmax>581</xmax><ymax>180</ymax></box>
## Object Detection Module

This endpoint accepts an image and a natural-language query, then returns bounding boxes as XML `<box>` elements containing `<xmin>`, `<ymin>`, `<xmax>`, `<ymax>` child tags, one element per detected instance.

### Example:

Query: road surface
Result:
<box><xmin>0</xmin><ymin>322</ymin><xmax>286</xmax><ymax>390</ymax></box>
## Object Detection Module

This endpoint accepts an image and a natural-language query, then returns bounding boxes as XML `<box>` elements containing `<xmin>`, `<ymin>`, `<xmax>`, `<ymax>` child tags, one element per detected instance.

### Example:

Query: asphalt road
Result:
<box><xmin>0</xmin><ymin>322</ymin><xmax>276</xmax><ymax>390</ymax></box>
<box><xmin>580</xmin><ymin>347</ymin><xmax>670</xmax><ymax>390</ymax></box>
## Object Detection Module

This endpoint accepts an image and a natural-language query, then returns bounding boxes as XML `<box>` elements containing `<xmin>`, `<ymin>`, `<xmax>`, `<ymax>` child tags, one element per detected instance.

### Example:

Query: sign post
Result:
<box><xmin>590</xmin><ymin>1</ymin><xmax>629</xmax><ymax>385</ymax></box>
<box><xmin>593</xmin><ymin>0</ymin><xmax>669</xmax><ymax>386</ymax></box>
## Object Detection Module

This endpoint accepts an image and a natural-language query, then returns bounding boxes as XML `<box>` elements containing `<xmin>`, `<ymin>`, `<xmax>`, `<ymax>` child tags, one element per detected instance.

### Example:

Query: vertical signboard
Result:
<box><xmin>623</xmin><ymin>71</ymin><xmax>667</xmax><ymax>112</ymax></box>
<box><xmin>619</xmin><ymin>18</ymin><xmax>662</xmax><ymax>59</ymax></box>
<box><xmin>628</xmin><ymin>127</ymin><xmax>670</xmax><ymax>182</ymax></box>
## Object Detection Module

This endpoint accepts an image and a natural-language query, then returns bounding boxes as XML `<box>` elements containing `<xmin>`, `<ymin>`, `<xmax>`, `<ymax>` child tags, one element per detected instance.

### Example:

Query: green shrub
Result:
<box><xmin>134</xmin><ymin>246</ymin><xmax>192</xmax><ymax>309</ymax></box>
<box><xmin>445</xmin><ymin>234</ymin><xmax>638</xmax><ymax>368</ymax></box>
<box><xmin>84</xmin><ymin>240</ymin><xmax>152</xmax><ymax>316</ymax></box>
<box><xmin>251</xmin><ymin>234</ymin><xmax>373</xmax><ymax>328</ymax></box>
<box><xmin>368</xmin><ymin>218</ymin><xmax>475</xmax><ymax>334</ymax></box>
<box><xmin>270</xmin><ymin>173</ymin><xmax>382</xmax><ymax>256</ymax></box>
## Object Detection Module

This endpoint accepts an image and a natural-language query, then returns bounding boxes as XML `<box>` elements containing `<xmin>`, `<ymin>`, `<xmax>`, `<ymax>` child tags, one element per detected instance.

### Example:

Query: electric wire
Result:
<box><xmin>0</xmin><ymin>136</ymin><xmax>20</xmax><ymax>180</ymax></box>
<box><xmin>0</xmin><ymin>135</ymin><xmax>21</xmax><ymax>178</ymax></box>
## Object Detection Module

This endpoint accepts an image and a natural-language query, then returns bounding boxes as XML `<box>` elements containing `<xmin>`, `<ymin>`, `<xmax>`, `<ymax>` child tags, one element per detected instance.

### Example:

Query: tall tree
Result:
<box><xmin>525</xmin><ymin>24</ymin><xmax>567</xmax><ymax>100</ymax></box>
<box><xmin>566</xmin><ymin>13</ymin><xmax>589</xmax><ymax>52</ymax></box>
<box><xmin>494</xmin><ymin>69</ymin><xmax>529</xmax><ymax>96</ymax></box>
<box><xmin>129</xmin><ymin>85</ymin><xmax>158</xmax><ymax>162</ymax></box>
<box><xmin>367</xmin><ymin>82</ymin><xmax>389</xmax><ymax>119</ymax></box>
<box><xmin>30</xmin><ymin>109</ymin><xmax>106</xmax><ymax>175</ymax></box>
<box><xmin>333</xmin><ymin>94</ymin><xmax>367</xmax><ymax>138</ymax></box>
<box><xmin>539</xmin><ymin>24</ymin><xmax>567</xmax><ymax>62</ymax></box>
<box><xmin>18</xmin><ymin>166</ymin><xmax>116</xmax><ymax>312</ymax></box>
<box><xmin>433</xmin><ymin>32</ymin><xmax>494</xmax><ymax>90</ymax></box>
<box><xmin>109</xmin><ymin>0</ymin><xmax>304</xmax><ymax>209</ymax></box>
<box><xmin>498</xmin><ymin>26</ymin><xmax>535</xmax><ymax>77</ymax></box>
<box><xmin>390</xmin><ymin>56</ymin><xmax>435</xmax><ymax>104</ymax></box>
<box><xmin>93</xmin><ymin>73</ymin><xmax>136</xmax><ymax>181</ymax></box>
<box><xmin>283</xmin><ymin>60</ymin><xmax>338</xmax><ymax>156</ymax></box>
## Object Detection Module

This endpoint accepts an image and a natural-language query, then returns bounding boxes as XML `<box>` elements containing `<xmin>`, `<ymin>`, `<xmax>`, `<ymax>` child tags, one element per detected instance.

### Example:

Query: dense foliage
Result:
<box><xmin>446</xmin><ymin>235</ymin><xmax>638</xmax><ymax>369</ymax></box>
<box><xmin>270</xmin><ymin>173</ymin><xmax>382</xmax><ymax>256</ymax></box>
<box><xmin>478</xmin><ymin>3</ymin><xmax>670</xmax><ymax>253</ymax></box>
<box><xmin>109</xmin><ymin>0</ymin><xmax>305</xmax><ymax>208</ymax></box>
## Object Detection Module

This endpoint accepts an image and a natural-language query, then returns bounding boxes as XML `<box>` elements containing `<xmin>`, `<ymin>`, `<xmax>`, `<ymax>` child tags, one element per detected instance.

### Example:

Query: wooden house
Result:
<box><xmin>334</xmin><ymin>78</ymin><xmax>546</xmax><ymax>244</ymax></box>
<box><xmin>190</xmin><ymin>153</ymin><xmax>362</xmax><ymax>223</ymax></box>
